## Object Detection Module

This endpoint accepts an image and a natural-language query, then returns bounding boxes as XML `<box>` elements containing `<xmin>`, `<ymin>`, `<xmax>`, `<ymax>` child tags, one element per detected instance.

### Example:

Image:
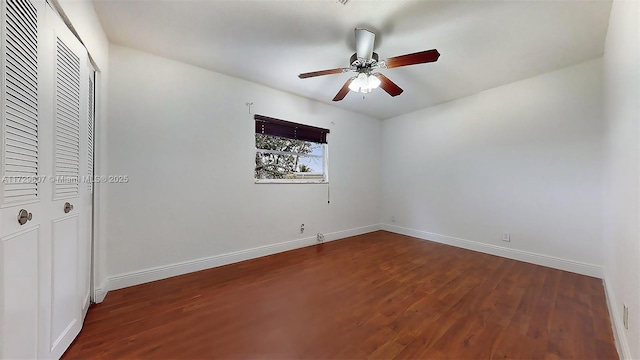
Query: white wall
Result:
<box><xmin>381</xmin><ymin>59</ymin><xmax>604</xmax><ymax>275</ymax></box>
<box><xmin>602</xmin><ymin>1</ymin><xmax>640</xmax><ymax>358</ymax></box>
<box><xmin>105</xmin><ymin>45</ymin><xmax>381</xmax><ymax>285</ymax></box>
<box><xmin>54</xmin><ymin>0</ymin><xmax>110</xmax><ymax>301</ymax></box>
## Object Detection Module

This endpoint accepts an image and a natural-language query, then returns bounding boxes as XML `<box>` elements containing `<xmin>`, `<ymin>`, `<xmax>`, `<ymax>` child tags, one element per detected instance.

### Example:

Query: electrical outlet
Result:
<box><xmin>300</xmin><ymin>224</ymin><xmax>305</xmax><ymax>233</ymax></box>
<box><xmin>623</xmin><ymin>304</ymin><xmax>629</xmax><ymax>330</ymax></box>
<box><xmin>317</xmin><ymin>233</ymin><xmax>325</xmax><ymax>243</ymax></box>
<box><xmin>502</xmin><ymin>233</ymin><xmax>511</xmax><ymax>242</ymax></box>
<box><xmin>391</xmin><ymin>216</ymin><xmax>396</xmax><ymax>223</ymax></box>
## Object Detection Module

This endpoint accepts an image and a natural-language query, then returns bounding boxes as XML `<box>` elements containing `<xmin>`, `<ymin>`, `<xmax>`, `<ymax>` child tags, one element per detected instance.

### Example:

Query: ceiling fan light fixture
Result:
<box><xmin>348</xmin><ymin>73</ymin><xmax>379</xmax><ymax>94</ymax></box>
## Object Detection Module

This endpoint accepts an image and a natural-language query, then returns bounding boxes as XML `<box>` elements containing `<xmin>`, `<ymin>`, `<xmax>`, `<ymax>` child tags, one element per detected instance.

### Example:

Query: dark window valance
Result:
<box><xmin>254</xmin><ymin>114</ymin><xmax>330</xmax><ymax>144</ymax></box>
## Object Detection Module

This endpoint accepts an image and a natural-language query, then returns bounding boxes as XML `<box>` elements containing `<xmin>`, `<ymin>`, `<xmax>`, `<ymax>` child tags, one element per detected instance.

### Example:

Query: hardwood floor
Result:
<box><xmin>63</xmin><ymin>231</ymin><xmax>618</xmax><ymax>359</ymax></box>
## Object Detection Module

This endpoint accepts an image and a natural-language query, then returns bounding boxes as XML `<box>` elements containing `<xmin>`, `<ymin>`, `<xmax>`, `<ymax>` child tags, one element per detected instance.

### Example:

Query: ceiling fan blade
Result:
<box><xmin>299</xmin><ymin>68</ymin><xmax>347</xmax><ymax>79</ymax></box>
<box><xmin>333</xmin><ymin>78</ymin><xmax>354</xmax><ymax>102</ymax></box>
<box><xmin>355</xmin><ymin>28</ymin><xmax>375</xmax><ymax>60</ymax></box>
<box><xmin>384</xmin><ymin>49</ymin><xmax>440</xmax><ymax>69</ymax></box>
<box><xmin>373</xmin><ymin>73</ymin><xmax>403</xmax><ymax>97</ymax></box>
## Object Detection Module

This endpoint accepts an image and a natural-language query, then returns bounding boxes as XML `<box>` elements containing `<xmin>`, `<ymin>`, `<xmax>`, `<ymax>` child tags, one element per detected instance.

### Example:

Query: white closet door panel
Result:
<box><xmin>46</xmin><ymin>4</ymin><xmax>89</xmax><ymax>358</ymax></box>
<box><xmin>80</xmin><ymin>70</ymin><xmax>94</xmax><ymax>314</ymax></box>
<box><xmin>0</xmin><ymin>1</ymin><xmax>46</xmax><ymax>358</ymax></box>
<box><xmin>1</xmin><ymin>228</ymin><xmax>40</xmax><ymax>359</ymax></box>
<box><xmin>50</xmin><ymin>215</ymin><xmax>79</xmax><ymax>352</ymax></box>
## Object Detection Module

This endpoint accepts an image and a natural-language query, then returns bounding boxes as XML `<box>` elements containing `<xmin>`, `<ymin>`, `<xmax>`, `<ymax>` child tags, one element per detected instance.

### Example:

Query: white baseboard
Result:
<box><xmin>99</xmin><ymin>224</ymin><xmax>381</xmax><ymax>299</ymax></box>
<box><xmin>603</xmin><ymin>272</ymin><xmax>632</xmax><ymax>360</ymax></box>
<box><xmin>382</xmin><ymin>224</ymin><xmax>603</xmax><ymax>278</ymax></box>
<box><xmin>93</xmin><ymin>279</ymin><xmax>108</xmax><ymax>303</ymax></box>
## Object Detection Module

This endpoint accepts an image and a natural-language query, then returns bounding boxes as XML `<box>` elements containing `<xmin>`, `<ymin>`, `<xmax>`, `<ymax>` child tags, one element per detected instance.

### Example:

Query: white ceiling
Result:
<box><xmin>93</xmin><ymin>0</ymin><xmax>612</xmax><ymax>120</ymax></box>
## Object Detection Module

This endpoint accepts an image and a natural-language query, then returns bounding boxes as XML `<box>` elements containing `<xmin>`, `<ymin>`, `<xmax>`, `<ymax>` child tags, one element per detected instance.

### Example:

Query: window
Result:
<box><xmin>254</xmin><ymin>114</ymin><xmax>330</xmax><ymax>183</ymax></box>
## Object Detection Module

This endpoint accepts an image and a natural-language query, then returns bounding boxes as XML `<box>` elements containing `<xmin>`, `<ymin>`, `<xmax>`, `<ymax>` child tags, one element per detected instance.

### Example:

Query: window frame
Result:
<box><xmin>254</xmin><ymin>115</ymin><xmax>329</xmax><ymax>184</ymax></box>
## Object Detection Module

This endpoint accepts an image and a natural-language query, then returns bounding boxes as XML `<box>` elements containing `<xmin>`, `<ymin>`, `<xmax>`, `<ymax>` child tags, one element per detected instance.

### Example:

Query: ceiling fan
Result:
<box><xmin>298</xmin><ymin>28</ymin><xmax>440</xmax><ymax>102</ymax></box>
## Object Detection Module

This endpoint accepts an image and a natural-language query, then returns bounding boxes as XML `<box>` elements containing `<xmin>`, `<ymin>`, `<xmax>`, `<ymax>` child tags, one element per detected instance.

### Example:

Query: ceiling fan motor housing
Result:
<box><xmin>350</xmin><ymin>52</ymin><xmax>379</xmax><ymax>70</ymax></box>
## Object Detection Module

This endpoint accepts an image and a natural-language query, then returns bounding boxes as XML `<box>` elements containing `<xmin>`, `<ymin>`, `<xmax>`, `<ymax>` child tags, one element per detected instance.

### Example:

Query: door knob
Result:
<box><xmin>17</xmin><ymin>209</ymin><xmax>33</xmax><ymax>225</ymax></box>
<box><xmin>64</xmin><ymin>202</ymin><xmax>74</xmax><ymax>213</ymax></box>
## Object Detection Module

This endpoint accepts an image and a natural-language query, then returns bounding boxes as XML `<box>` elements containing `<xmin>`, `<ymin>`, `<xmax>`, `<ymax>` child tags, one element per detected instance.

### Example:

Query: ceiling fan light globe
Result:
<box><xmin>348</xmin><ymin>79</ymin><xmax>360</xmax><ymax>92</ymax></box>
<box><xmin>368</xmin><ymin>74</ymin><xmax>381</xmax><ymax>89</ymax></box>
<box><xmin>348</xmin><ymin>73</ymin><xmax>367</xmax><ymax>93</ymax></box>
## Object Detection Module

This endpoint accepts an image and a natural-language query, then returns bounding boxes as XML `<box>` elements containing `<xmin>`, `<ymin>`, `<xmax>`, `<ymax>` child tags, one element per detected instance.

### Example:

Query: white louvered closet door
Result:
<box><xmin>0</xmin><ymin>0</ymin><xmax>47</xmax><ymax>358</ymax></box>
<box><xmin>46</xmin><ymin>3</ymin><xmax>89</xmax><ymax>359</ymax></box>
<box><xmin>0</xmin><ymin>1</ymin><xmax>91</xmax><ymax>358</ymax></box>
<box><xmin>78</xmin><ymin>63</ymin><xmax>95</xmax><ymax>323</ymax></box>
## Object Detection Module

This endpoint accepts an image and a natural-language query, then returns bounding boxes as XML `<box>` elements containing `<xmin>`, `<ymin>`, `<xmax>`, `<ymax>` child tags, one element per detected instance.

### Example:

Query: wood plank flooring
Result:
<box><xmin>63</xmin><ymin>231</ymin><xmax>618</xmax><ymax>359</ymax></box>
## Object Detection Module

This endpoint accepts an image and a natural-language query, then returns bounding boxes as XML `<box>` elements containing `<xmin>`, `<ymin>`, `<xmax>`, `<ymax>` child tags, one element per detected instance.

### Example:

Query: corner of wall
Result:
<box><xmin>93</xmin><ymin>279</ymin><xmax>108</xmax><ymax>303</ymax></box>
<box><xmin>603</xmin><ymin>270</ymin><xmax>632</xmax><ymax>359</ymax></box>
